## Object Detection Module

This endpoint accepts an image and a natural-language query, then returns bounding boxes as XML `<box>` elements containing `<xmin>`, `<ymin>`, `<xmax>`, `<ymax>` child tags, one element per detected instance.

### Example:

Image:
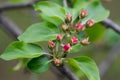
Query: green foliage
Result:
<box><xmin>27</xmin><ymin>55</ymin><xmax>50</xmax><ymax>73</ymax></box>
<box><xmin>34</xmin><ymin>1</ymin><xmax>66</xmax><ymax>26</ymax></box>
<box><xmin>0</xmin><ymin>0</ymin><xmax>110</xmax><ymax>80</ymax></box>
<box><xmin>70</xmin><ymin>43</ymin><xmax>82</xmax><ymax>53</ymax></box>
<box><xmin>66</xmin><ymin>56</ymin><xmax>100</xmax><ymax>80</ymax></box>
<box><xmin>102</xmin><ymin>29</ymin><xmax>120</xmax><ymax>46</ymax></box>
<box><xmin>82</xmin><ymin>0</ymin><xmax>109</xmax><ymax>24</ymax></box>
<box><xmin>18</xmin><ymin>22</ymin><xmax>60</xmax><ymax>43</ymax></box>
<box><xmin>10</xmin><ymin>0</ymin><xmax>30</xmax><ymax>3</ymax></box>
<box><xmin>85</xmin><ymin>23</ymin><xmax>106</xmax><ymax>41</ymax></box>
<box><xmin>0</xmin><ymin>41</ymin><xmax>43</xmax><ymax>60</ymax></box>
<box><xmin>65</xmin><ymin>0</ymin><xmax>109</xmax><ymax>23</ymax></box>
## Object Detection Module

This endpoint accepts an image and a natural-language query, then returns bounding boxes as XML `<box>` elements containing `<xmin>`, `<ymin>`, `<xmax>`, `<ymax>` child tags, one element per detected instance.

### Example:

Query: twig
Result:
<box><xmin>55</xmin><ymin>64</ymin><xmax>79</xmax><ymax>80</ymax></box>
<box><xmin>0</xmin><ymin>13</ymin><xmax>22</xmax><ymax>40</ymax></box>
<box><xmin>99</xmin><ymin>41</ymin><xmax>120</xmax><ymax>78</ymax></box>
<box><xmin>101</xmin><ymin>18</ymin><xmax>120</xmax><ymax>34</ymax></box>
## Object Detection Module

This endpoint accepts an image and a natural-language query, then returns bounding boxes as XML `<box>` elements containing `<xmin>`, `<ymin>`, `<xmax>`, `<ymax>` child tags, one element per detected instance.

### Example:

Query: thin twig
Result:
<box><xmin>101</xmin><ymin>18</ymin><xmax>120</xmax><ymax>34</ymax></box>
<box><xmin>55</xmin><ymin>64</ymin><xmax>79</xmax><ymax>80</ymax></box>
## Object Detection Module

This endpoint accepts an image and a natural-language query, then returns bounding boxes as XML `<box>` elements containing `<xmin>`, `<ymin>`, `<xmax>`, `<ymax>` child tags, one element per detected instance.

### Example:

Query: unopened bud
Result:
<box><xmin>54</xmin><ymin>59</ymin><xmax>61</xmax><ymax>66</ymax></box>
<box><xmin>57</xmin><ymin>34</ymin><xmax>63</xmax><ymax>41</ymax></box>
<box><xmin>81</xmin><ymin>38</ymin><xmax>90</xmax><ymax>45</ymax></box>
<box><xmin>86</xmin><ymin>19</ymin><xmax>95</xmax><ymax>27</ymax></box>
<box><xmin>48</xmin><ymin>41</ymin><xmax>55</xmax><ymax>48</ymax></box>
<box><xmin>63</xmin><ymin>43</ymin><xmax>71</xmax><ymax>52</ymax></box>
<box><xmin>80</xmin><ymin>9</ymin><xmax>88</xmax><ymax>18</ymax></box>
<box><xmin>65</xmin><ymin>13</ymin><xmax>72</xmax><ymax>23</ymax></box>
<box><xmin>71</xmin><ymin>37</ymin><xmax>79</xmax><ymax>44</ymax></box>
<box><xmin>62</xmin><ymin>24</ymin><xmax>67</xmax><ymax>31</ymax></box>
<box><xmin>76</xmin><ymin>23</ymin><xmax>84</xmax><ymax>31</ymax></box>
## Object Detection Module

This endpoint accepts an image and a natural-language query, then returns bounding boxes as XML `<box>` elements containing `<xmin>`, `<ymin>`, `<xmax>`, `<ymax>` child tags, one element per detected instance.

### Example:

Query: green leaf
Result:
<box><xmin>34</xmin><ymin>1</ymin><xmax>66</xmax><ymax>26</ymax></box>
<box><xmin>50</xmin><ymin>0</ymin><xmax>63</xmax><ymax>6</ymax></box>
<box><xmin>0</xmin><ymin>41</ymin><xmax>43</xmax><ymax>60</ymax></box>
<box><xmin>10</xmin><ymin>0</ymin><xmax>30</xmax><ymax>3</ymax></box>
<box><xmin>66</xmin><ymin>56</ymin><xmax>100</xmax><ymax>80</ymax></box>
<box><xmin>70</xmin><ymin>43</ymin><xmax>82</xmax><ymax>53</ymax></box>
<box><xmin>27</xmin><ymin>55</ymin><xmax>50</xmax><ymax>73</ymax></box>
<box><xmin>82</xmin><ymin>1</ymin><xmax>109</xmax><ymax>24</ymax></box>
<box><xmin>66</xmin><ymin>0</ymin><xmax>109</xmax><ymax>23</ymax></box>
<box><xmin>85</xmin><ymin>23</ymin><xmax>105</xmax><ymax>41</ymax></box>
<box><xmin>18</xmin><ymin>22</ymin><xmax>60</xmax><ymax>43</ymax></box>
<box><xmin>40</xmin><ymin>14</ymin><xmax>63</xmax><ymax>26</ymax></box>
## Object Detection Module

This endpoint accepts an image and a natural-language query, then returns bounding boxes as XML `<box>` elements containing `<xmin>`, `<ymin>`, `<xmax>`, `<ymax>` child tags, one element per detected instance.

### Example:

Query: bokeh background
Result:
<box><xmin>0</xmin><ymin>0</ymin><xmax>120</xmax><ymax>80</ymax></box>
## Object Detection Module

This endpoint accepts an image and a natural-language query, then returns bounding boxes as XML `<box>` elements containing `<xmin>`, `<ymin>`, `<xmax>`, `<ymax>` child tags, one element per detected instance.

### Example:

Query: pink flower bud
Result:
<box><xmin>71</xmin><ymin>37</ymin><xmax>79</xmax><ymax>44</ymax></box>
<box><xmin>63</xmin><ymin>43</ymin><xmax>71</xmax><ymax>52</ymax></box>
<box><xmin>62</xmin><ymin>24</ymin><xmax>67</xmax><ymax>31</ymax></box>
<box><xmin>80</xmin><ymin>9</ymin><xmax>88</xmax><ymax>18</ymax></box>
<box><xmin>54</xmin><ymin>59</ymin><xmax>61</xmax><ymax>66</ymax></box>
<box><xmin>48</xmin><ymin>41</ymin><xmax>55</xmax><ymax>48</ymax></box>
<box><xmin>81</xmin><ymin>38</ymin><xmax>90</xmax><ymax>45</ymax></box>
<box><xmin>57</xmin><ymin>34</ymin><xmax>63</xmax><ymax>41</ymax></box>
<box><xmin>76</xmin><ymin>23</ymin><xmax>84</xmax><ymax>31</ymax></box>
<box><xmin>65</xmin><ymin>13</ymin><xmax>72</xmax><ymax>23</ymax></box>
<box><xmin>86</xmin><ymin>19</ymin><xmax>95</xmax><ymax>27</ymax></box>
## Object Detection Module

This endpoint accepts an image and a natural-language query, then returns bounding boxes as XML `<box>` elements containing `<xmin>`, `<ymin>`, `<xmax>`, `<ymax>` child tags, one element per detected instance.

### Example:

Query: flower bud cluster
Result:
<box><xmin>48</xmin><ymin>9</ymin><xmax>95</xmax><ymax>66</ymax></box>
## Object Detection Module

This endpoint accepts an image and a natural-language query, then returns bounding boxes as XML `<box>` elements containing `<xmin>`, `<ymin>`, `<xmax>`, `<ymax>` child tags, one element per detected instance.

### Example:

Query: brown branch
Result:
<box><xmin>101</xmin><ymin>18</ymin><xmax>120</xmax><ymax>34</ymax></box>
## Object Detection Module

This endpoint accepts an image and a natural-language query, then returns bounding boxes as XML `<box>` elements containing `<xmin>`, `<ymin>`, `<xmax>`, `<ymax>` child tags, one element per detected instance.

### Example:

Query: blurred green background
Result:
<box><xmin>0</xmin><ymin>0</ymin><xmax>120</xmax><ymax>80</ymax></box>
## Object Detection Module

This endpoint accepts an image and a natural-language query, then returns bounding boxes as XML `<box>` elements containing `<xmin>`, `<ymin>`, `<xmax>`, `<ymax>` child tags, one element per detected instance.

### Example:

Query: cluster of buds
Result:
<box><xmin>48</xmin><ymin>9</ymin><xmax>95</xmax><ymax>66</ymax></box>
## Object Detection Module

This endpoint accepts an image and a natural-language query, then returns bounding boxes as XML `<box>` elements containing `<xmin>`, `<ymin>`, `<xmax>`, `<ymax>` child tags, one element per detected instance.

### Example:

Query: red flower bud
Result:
<box><xmin>65</xmin><ymin>13</ymin><xmax>72</xmax><ymax>23</ymax></box>
<box><xmin>57</xmin><ymin>34</ymin><xmax>63</xmax><ymax>41</ymax></box>
<box><xmin>86</xmin><ymin>19</ymin><xmax>95</xmax><ymax>27</ymax></box>
<box><xmin>81</xmin><ymin>38</ymin><xmax>90</xmax><ymax>45</ymax></box>
<box><xmin>71</xmin><ymin>37</ymin><xmax>79</xmax><ymax>44</ymax></box>
<box><xmin>63</xmin><ymin>43</ymin><xmax>71</xmax><ymax>52</ymax></box>
<box><xmin>54</xmin><ymin>59</ymin><xmax>61</xmax><ymax>66</ymax></box>
<box><xmin>62</xmin><ymin>24</ymin><xmax>67</xmax><ymax>31</ymax></box>
<box><xmin>80</xmin><ymin>9</ymin><xmax>88</xmax><ymax>18</ymax></box>
<box><xmin>76</xmin><ymin>23</ymin><xmax>84</xmax><ymax>31</ymax></box>
<box><xmin>48</xmin><ymin>41</ymin><xmax>55</xmax><ymax>48</ymax></box>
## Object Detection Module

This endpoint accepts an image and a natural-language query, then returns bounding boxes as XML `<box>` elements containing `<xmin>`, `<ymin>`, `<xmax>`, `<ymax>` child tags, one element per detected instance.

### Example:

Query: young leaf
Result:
<box><xmin>27</xmin><ymin>55</ymin><xmax>50</xmax><ymax>73</ymax></box>
<box><xmin>70</xmin><ymin>43</ymin><xmax>82</xmax><ymax>53</ymax></box>
<box><xmin>66</xmin><ymin>0</ymin><xmax>109</xmax><ymax>23</ymax></box>
<box><xmin>0</xmin><ymin>41</ymin><xmax>43</xmax><ymax>60</ymax></box>
<box><xmin>18</xmin><ymin>22</ymin><xmax>60</xmax><ymax>43</ymax></box>
<box><xmin>65</xmin><ymin>56</ymin><xmax>100</xmax><ymax>80</ymax></box>
<box><xmin>85</xmin><ymin>23</ymin><xmax>105</xmax><ymax>41</ymax></box>
<box><xmin>34</xmin><ymin>1</ymin><xmax>66</xmax><ymax>26</ymax></box>
<box><xmin>82</xmin><ymin>1</ymin><xmax>109</xmax><ymax>24</ymax></box>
